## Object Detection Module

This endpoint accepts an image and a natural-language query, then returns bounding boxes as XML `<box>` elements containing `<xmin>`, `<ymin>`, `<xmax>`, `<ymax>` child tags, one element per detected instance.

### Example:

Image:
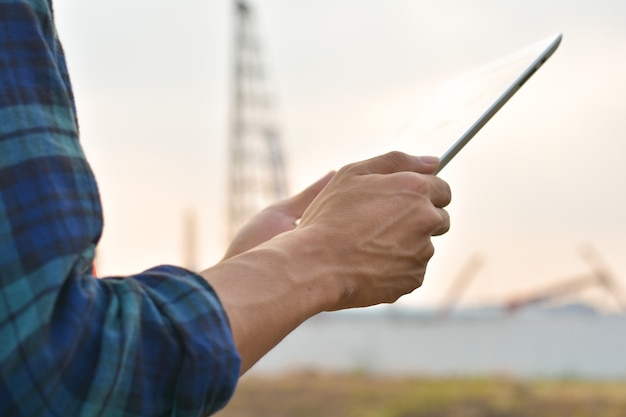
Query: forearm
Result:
<box><xmin>201</xmin><ymin>229</ymin><xmax>339</xmax><ymax>374</ymax></box>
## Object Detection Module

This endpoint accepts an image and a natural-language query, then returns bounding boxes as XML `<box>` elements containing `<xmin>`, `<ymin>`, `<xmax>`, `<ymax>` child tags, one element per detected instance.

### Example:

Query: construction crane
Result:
<box><xmin>505</xmin><ymin>244</ymin><xmax>626</xmax><ymax>313</ymax></box>
<box><xmin>436</xmin><ymin>245</ymin><xmax>625</xmax><ymax>317</ymax></box>
<box><xmin>227</xmin><ymin>0</ymin><xmax>288</xmax><ymax>242</ymax></box>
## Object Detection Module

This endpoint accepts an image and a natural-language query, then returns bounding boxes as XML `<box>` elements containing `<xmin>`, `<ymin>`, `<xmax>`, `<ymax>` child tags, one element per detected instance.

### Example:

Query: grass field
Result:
<box><xmin>216</xmin><ymin>372</ymin><xmax>626</xmax><ymax>417</ymax></box>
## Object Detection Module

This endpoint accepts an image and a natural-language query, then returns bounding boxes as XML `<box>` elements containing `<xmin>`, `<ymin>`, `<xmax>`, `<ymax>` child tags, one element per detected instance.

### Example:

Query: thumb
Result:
<box><xmin>280</xmin><ymin>171</ymin><xmax>335</xmax><ymax>218</ymax></box>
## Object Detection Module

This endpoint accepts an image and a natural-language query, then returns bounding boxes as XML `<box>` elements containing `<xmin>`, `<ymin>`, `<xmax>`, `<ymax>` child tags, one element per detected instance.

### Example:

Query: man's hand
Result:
<box><xmin>202</xmin><ymin>151</ymin><xmax>451</xmax><ymax>373</ymax></box>
<box><xmin>222</xmin><ymin>171</ymin><xmax>335</xmax><ymax>260</ymax></box>
<box><xmin>296</xmin><ymin>151</ymin><xmax>451</xmax><ymax>310</ymax></box>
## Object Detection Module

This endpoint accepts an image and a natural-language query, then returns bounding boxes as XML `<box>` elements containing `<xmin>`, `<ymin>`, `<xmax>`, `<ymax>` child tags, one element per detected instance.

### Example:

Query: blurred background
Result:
<box><xmin>54</xmin><ymin>0</ymin><xmax>626</xmax><ymax>411</ymax></box>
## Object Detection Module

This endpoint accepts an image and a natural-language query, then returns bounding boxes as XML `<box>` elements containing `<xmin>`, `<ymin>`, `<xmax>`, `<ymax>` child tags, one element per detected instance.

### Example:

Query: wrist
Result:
<box><xmin>201</xmin><ymin>228</ymin><xmax>341</xmax><ymax>372</ymax></box>
<box><xmin>270</xmin><ymin>227</ymin><xmax>343</xmax><ymax>313</ymax></box>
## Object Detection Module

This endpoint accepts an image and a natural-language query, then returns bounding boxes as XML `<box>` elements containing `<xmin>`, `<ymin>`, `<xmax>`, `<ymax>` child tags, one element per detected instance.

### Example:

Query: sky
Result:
<box><xmin>53</xmin><ymin>0</ymin><xmax>626</xmax><ymax>311</ymax></box>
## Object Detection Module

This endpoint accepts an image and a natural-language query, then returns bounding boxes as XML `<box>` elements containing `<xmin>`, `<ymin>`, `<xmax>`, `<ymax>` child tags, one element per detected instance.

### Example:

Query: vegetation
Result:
<box><xmin>216</xmin><ymin>372</ymin><xmax>626</xmax><ymax>417</ymax></box>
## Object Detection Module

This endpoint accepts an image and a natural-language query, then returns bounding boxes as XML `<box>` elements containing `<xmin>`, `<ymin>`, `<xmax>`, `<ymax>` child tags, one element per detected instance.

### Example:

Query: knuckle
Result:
<box><xmin>387</xmin><ymin>280</ymin><xmax>419</xmax><ymax>304</ymax></box>
<box><xmin>419</xmin><ymin>204</ymin><xmax>450</xmax><ymax>235</ymax></box>
<box><xmin>422</xmin><ymin>240</ymin><xmax>435</xmax><ymax>259</ymax></box>
<box><xmin>384</xmin><ymin>150</ymin><xmax>410</xmax><ymax>165</ymax></box>
<box><xmin>440</xmin><ymin>209</ymin><xmax>451</xmax><ymax>233</ymax></box>
<box><xmin>420</xmin><ymin>206</ymin><xmax>443</xmax><ymax>229</ymax></box>
<box><xmin>337</xmin><ymin>162</ymin><xmax>357</xmax><ymax>176</ymax></box>
<box><xmin>436</xmin><ymin>178</ymin><xmax>452</xmax><ymax>200</ymax></box>
<box><xmin>413</xmin><ymin>274</ymin><xmax>425</xmax><ymax>291</ymax></box>
<box><xmin>396</xmin><ymin>171</ymin><xmax>429</xmax><ymax>194</ymax></box>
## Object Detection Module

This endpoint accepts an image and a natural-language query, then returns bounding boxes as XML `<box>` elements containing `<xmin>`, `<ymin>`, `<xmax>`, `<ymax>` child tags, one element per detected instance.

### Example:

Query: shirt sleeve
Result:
<box><xmin>0</xmin><ymin>1</ymin><xmax>241</xmax><ymax>416</ymax></box>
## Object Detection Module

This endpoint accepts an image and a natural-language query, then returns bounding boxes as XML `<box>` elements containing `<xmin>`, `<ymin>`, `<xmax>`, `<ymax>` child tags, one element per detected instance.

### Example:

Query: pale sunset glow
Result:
<box><xmin>55</xmin><ymin>0</ymin><xmax>626</xmax><ymax>311</ymax></box>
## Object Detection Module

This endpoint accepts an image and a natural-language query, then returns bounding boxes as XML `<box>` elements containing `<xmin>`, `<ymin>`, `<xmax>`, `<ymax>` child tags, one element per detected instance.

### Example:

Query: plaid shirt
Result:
<box><xmin>0</xmin><ymin>1</ymin><xmax>241</xmax><ymax>416</ymax></box>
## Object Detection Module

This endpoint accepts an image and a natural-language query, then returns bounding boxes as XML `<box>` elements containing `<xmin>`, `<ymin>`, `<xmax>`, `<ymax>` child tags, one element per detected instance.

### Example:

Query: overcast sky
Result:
<box><xmin>54</xmin><ymin>0</ymin><xmax>626</xmax><ymax>310</ymax></box>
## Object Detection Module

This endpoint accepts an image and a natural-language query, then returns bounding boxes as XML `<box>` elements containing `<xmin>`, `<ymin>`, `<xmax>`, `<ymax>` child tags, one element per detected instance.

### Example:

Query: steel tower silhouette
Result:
<box><xmin>227</xmin><ymin>0</ymin><xmax>288</xmax><ymax>241</ymax></box>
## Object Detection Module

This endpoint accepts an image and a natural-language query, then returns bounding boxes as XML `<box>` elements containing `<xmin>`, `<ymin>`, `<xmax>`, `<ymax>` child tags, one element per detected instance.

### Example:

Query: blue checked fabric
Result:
<box><xmin>0</xmin><ymin>1</ymin><xmax>241</xmax><ymax>415</ymax></box>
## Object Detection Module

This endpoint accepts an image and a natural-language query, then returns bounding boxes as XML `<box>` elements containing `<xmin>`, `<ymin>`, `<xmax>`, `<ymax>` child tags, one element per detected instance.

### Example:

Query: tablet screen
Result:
<box><xmin>383</xmin><ymin>34</ymin><xmax>561</xmax><ymax>170</ymax></box>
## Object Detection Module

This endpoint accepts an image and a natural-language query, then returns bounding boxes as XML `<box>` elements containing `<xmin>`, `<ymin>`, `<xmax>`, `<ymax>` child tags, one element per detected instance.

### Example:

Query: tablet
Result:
<box><xmin>384</xmin><ymin>33</ymin><xmax>562</xmax><ymax>174</ymax></box>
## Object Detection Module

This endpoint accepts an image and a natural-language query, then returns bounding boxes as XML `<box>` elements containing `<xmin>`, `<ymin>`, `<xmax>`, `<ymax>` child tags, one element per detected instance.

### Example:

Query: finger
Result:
<box><xmin>388</xmin><ymin>171</ymin><xmax>451</xmax><ymax>208</ymax></box>
<box><xmin>428</xmin><ymin>176</ymin><xmax>452</xmax><ymax>209</ymax></box>
<box><xmin>346</xmin><ymin>151</ymin><xmax>440</xmax><ymax>176</ymax></box>
<box><xmin>431</xmin><ymin>208</ymin><xmax>451</xmax><ymax>236</ymax></box>
<box><xmin>281</xmin><ymin>171</ymin><xmax>336</xmax><ymax>217</ymax></box>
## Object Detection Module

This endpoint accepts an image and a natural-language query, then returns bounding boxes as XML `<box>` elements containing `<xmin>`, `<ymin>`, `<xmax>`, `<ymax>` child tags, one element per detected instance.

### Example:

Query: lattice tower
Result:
<box><xmin>227</xmin><ymin>0</ymin><xmax>288</xmax><ymax>242</ymax></box>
